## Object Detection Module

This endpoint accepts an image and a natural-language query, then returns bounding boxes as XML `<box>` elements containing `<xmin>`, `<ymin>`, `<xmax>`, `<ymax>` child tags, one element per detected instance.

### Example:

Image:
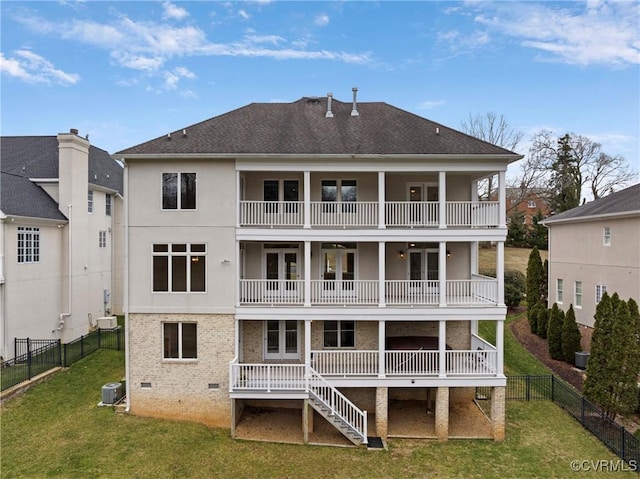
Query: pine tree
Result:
<box><xmin>583</xmin><ymin>293</ymin><xmax>615</xmax><ymax>413</ymax></box>
<box><xmin>536</xmin><ymin>307</ymin><xmax>549</xmax><ymax>339</ymax></box>
<box><xmin>628</xmin><ymin>298</ymin><xmax>640</xmax><ymax>347</ymax></box>
<box><xmin>607</xmin><ymin>300</ymin><xmax>640</xmax><ymax>417</ymax></box>
<box><xmin>547</xmin><ymin>303</ymin><xmax>564</xmax><ymax>360</ymax></box>
<box><xmin>507</xmin><ymin>211</ymin><xmax>527</xmax><ymax>247</ymax></box>
<box><xmin>540</xmin><ymin>259</ymin><xmax>549</xmax><ymax>309</ymax></box>
<box><xmin>526</xmin><ymin>247</ymin><xmax>543</xmax><ymax>329</ymax></box>
<box><xmin>561</xmin><ymin>305</ymin><xmax>582</xmax><ymax>363</ymax></box>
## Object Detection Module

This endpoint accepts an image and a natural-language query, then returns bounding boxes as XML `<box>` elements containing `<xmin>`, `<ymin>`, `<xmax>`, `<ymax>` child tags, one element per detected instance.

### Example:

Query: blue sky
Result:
<box><xmin>1</xmin><ymin>1</ymin><xmax>639</xmax><ymax>176</ymax></box>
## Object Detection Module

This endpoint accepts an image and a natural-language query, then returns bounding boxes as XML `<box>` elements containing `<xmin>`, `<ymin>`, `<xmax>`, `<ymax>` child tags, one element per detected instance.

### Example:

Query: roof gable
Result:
<box><xmin>115</xmin><ymin>97</ymin><xmax>521</xmax><ymax>158</ymax></box>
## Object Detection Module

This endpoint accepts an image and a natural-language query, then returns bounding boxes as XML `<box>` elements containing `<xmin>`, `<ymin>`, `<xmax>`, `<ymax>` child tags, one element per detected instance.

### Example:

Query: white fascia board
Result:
<box><xmin>326</xmin><ymin>376</ymin><xmax>507</xmax><ymax>389</ymax></box>
<box><xmin>541</xmin><ymin>210</ymin><xmax>640</xmax><ymax>226</ymax></box>
<box><xmin>127</xmin><ymin>306</ymin><xmax>236</xmax><ymax>314</ymax></box>
<box><xmin>1</xmin><ymin>215</ymin><xmax>68</xmax><ymax>226</ymax></box>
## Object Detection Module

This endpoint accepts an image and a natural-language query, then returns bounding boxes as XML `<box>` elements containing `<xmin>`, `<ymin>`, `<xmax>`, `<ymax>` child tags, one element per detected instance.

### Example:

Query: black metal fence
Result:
<box><xmin>495</xmin><ymin>375</ymin><xmax>640</xmax><ymax>468</ymax></box>
<box><xmin>1</xmin><ymin>328</ymin><xmax>123</xmax><ymax>392</ymax></box>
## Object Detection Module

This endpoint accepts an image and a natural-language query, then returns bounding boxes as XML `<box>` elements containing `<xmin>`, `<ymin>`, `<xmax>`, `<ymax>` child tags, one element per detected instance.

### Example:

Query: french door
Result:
<box><xmin>265</xmin><ymin>320</ymin><xmax>300</xmax><ymax>360</ymax></box>
<box><xmin>265</xmin><ymin>249</ymin><xmax>299</xmax><ymax>298</ymax></box>
<box><xmin>321</xmin><ymin>247</ymin><xmax>356</xmax><ymax>296</ymax></box>
<box><xmin>407</xmin><ymin>183</ymin><xmax>438</xmax><ymax>225</ymax></box>
<box><xmin>408</xmin><ymin>249</ymin><xmax>439</xmax><ymax>293</ymax></box>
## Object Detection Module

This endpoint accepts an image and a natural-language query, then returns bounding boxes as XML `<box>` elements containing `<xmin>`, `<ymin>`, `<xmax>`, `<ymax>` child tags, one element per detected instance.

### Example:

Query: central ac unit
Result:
<box><xmin>102</xmin><ymin>382</ymin><xmax>123</xmax><ymax>405</ymax></box>
<box><xmin>97</xmin><ymin>316</ymin><xmax>117</xmax><ymax>328</ymax></box>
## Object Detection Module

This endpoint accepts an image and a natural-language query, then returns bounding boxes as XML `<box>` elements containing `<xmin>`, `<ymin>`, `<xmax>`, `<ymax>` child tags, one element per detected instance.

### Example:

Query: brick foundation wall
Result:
<box><xmin>128</xmin><ymin>313</ymin><xmax>234</xmax><ymax>428</ymax></box>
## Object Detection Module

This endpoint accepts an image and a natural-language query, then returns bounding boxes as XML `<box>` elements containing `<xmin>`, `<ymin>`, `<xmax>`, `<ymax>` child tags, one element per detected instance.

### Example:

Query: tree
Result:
<box><xmin>547</xmin><ymin>303</ymin><xmax>564</xmax><ymax>360</ymax></box>
<box><xmin>584</xmin><ymin>293</ymin><xmax>615</xmax><ymax>413</ymax></box>
<box><xmin>536</xmin><ymin>307</ymin><xmax>549</xmax><ymax>339</ymax></box>
<box><xmin>540</xmin><ymin>259</ymin><xmax>549</xmax><ymax>308</ymax></box>
<box><xmin>628</xmin><ymin>298</ymin><xmax>640</xmax><ymax>347</ymax></box>
<box><xmin>528</xmin><ymin>210</ymin><xmax>548</xmax><ymax>250</ymax></box>
<box><xmin>549</xmin><ymin>134</ymin><xmax>582</xmax><ymax>213</ymax></box>
<box><xmin>506</xmin><ymin>211</ymin><xmax>528</xmax><ymax>247</ymax></box>
<box><xmin>561</xmin><ymin>305</ymin><xmax>582</xmax><ymax>363</ymax></box>
<box><xmin>526</xmin><ymin>247</ymin><xmax>543</xmax><ymax>327</ymax></box>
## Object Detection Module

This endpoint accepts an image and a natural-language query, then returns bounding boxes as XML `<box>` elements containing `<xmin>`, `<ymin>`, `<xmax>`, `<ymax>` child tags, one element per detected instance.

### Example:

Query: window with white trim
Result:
<box><xmin>88</xmin><ymin>190</ymin><xmax>94</xmax><ymax>213</ymax></box>
<box><xmin>153</xmin><ymin>243</ymin><xmax>206</xmax><ymax>292</ymax></box>
<box><xmin>596</xmin><ymin>284</ymin><xmax>607</xmax><ymax>303</ymax></box>
<box><xmin>163</xmin><ymin>322</ymin><xmax>197</xmax><ymax>359</ymax></box>
<box><xmin>556</xmin><ymin>278</ymin><xmax>564</xmax><ymax>303</ymax></box>
<box><xmin>527</xmin><ymin>200</ymin><xmax>536</xmax><ymax>208</ymax></box>
<box><xmin>17</xmin><ymin>227</ymin><xmax>40</xmax><ymax>263</ymax></box>
<box><xmin>324</xmin><ymin>320</ymin><xmax>355</xmax><ymax>348</ymax></box>
<box><xmin>99</xmin><ymin>231</ymin><xmax>107</xmax><ymax>248</ymax></box>
<box><xmin>322</xmin><ymin>179</ymin><xmax>357</xmax><ymax>212</ymax></box>
<box><xmin>162</xmin><ymin>172</ymin><xmax>196</xmax><ymax>210</ymax></box>
<box><xmin>105</xmin><ymin>194</ymin><xmax>112</xmax><ymax>216</ymax></box>
<box><xmin>603</xmin><ymin>226</ymin><xmax>611</xmax><ymax>246</ymax></box>
<box><xmin>574</xmin><ymin>281</ymin><xmax>582</xmax><ymax>308</ymax></box>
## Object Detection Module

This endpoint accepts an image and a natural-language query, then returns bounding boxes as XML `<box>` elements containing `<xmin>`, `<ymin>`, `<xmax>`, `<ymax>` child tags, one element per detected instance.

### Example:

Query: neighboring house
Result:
<box><xmin>505</xmin><ymin>187</ymin><xmax>551</xmax><ymax>226</ymax></box>
<box><xmin>541</xmin><ymin>183</ymin><xmax>640</xmax><ymax>349</ymax></box>
<box><xmin>0</xmin><ymin>130</ymin><xmax>124</xmax><ymax>360</ymax></box>
<box><xmin>114</xmin><ymin>92</ymin><xmax>522</xmax><ymax>445</ymax></box>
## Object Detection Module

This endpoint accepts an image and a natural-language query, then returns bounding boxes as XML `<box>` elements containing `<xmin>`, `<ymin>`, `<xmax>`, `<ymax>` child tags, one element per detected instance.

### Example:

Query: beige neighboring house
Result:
<box><xmin>0</xmin><ymin>130</ymin><xmax>124</xmax><ymax>360</ymax></box>
<box><xmin>541</xmin><ymin>183</ymin><xmax>640</xmax><ymax>349</ymax></box>
<box><xmin>114</xmin><ymin>92</ymin><xmax>522</xmax><ymax>445</ymax></box>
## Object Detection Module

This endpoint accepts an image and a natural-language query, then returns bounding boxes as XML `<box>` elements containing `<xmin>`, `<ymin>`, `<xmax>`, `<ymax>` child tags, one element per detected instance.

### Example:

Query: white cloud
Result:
<box><xmin>418</xmin><ymin>100</ymin><xmax>446</xmax><ymax>110</ymax></box>
<box><xmin>472</xmin><ymin>2</ymin><xmax>640</xmax><ymax>66</ymax></box>
<box><xmin>238</xmin><ymin>9</ymin><xmax>250</xmax><ymax>20</ymax></box>
<box><xmin>0</xmin><ymin>50</ymin><xmax>80</xmax><ymax>85</ymax></box>
<box><xmin>314</xmin><ymin>14</ymin><xmax>330</xmax><ymax>27</ymax></box>
<box><xmin>162</xmin><ymin>1</ymin><xmax>189</xmax><ymax>20</ymax></box>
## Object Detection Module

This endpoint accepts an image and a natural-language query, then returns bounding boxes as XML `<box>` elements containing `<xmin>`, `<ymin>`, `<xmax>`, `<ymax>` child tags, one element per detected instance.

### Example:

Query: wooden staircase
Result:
<box><xmin>307</xmin><ymin>367</ymin><xmax>368</xmax><ymax>446</ymax></box>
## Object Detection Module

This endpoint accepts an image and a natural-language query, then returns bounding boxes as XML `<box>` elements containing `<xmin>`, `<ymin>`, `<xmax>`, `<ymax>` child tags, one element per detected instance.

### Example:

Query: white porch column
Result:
<box><xmin>304</xmin><ymin>241</ymin><xmax>311</xmax><ymax>307</ymax></box>
<box><xmin>438</xmin><ymin>171</ymin><xmax>447</xmax><ymax>228</ymax></box>
<box><xmin>378</xmin><ymin>241</ymin><xmax>386</xmax><ymax>307</ymax></box>
<box><xmin>497</xmin><ymin>241</ymin><xmax>505</xmax><ymax>306</ymax></box>
<box><xmin>304</xmin><ymin>171</ymin><xmax>311</xmax><ymax>228</ymax></box>
<box><xmin>471</xmin><ymin>320</ymin><xmax>478</xmax><ymax>336</ymax></box>
<box><xmin>498</xmin><ymin>171</ymin><xmax>506</xmax><ymax>228</ymax></box>
<box><xmin>378</xmin><ymin>320</ymin><xmax>386</xmax><ymax>378</ymax></box>
<box><xmin>235</xmin><ymin>170</ymin><xmax>241</xmax><ymax>227</ymax></box>
<box><xmin>304</xmin><ymin>319</ymin><xmax>312</xmax><ymax>381</ymax></box>
<box><xmin>439</xmin><ymin>241</ymin><xmax>447</xmax><ymax>307</ymax></box>
<box><xmin>438</xmin><ymin>320</ymin><xmax>447</xmax><ymax>377</ymax></box>
<box><xmin>378</xmin><ymin>171</ymin><xmax>386</xmax><ymax>229</ymax></box>
<box><xmin>496</xmin><ymin>320</ymin><xmax>504</xmax><ymax>376</ymax></box>
<box><xmin>471</xmin><ymin>241</ymin><xmax>479</xmax><ymax>276</ymax></box>
<box><xmin>235</xmin><ymin>317</ymin><xmax>240</xmax><ymax>360</ymax></box>
<box><xmin>471</xmin><ymin>180</ymin><xmax>478</xmax><ymax>202</ymax></box>
<box><xmin>235</xmin><ymin>240</ymin><xmax>241</xmax><ymax>306</ymax></box>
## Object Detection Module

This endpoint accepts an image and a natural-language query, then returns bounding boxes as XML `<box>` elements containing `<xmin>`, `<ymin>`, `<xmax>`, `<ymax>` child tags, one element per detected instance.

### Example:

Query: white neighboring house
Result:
<box><xmin>0</xmin><ymin>129</ymin><xmax>124</xmax><ymax>360</ymax></box>
<box><xmin>115</xmin><ymin>93</ymin><xmax>522</xmax><ymax>444</ymax></box>
<box><xmin>541</xmin><ymin>183</ymin><xmax>640</xmax><ymax>348</ymax></box>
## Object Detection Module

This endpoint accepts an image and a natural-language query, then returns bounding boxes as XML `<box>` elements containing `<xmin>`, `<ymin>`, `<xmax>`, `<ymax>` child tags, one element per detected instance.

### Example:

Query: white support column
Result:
<box><xmin>235</xmin><ymin>317</ymin><xmax>240</xmax><ymax>360</ymax></box>
<box><xmin>438</xmin><ymin>320</ymin><xmax>447</xmax><ymax>377</ymax></box>
<box><xmin>438</xmin><ymin>171</ymin><xmax>447</xmax><ymax>228</ymax></box>
<box><xmin>498</xmin><ymin>170</ymin><xmax>506</xmax><ymax>228</ymax></box>
<box><xmin>378</xmin><ymin>320</ymin><xmax>386</xmax><ymax>378</ymax></box>
<box><xmin>304</xmin><ymin>241</ymin><xmax>311</xmax><ymax>307</ymax></box>
<box><xmin>305</xmin><ymin>319</ymin><xmax>312</xmax><ymax>380</ymax></box>
<box><xmin>304</xmin><ymin>171</ymin><xmax>311</xmax><ymax>229</ymax></box>
<box><xmin>378</xmin><ymin>241</ymin><xmax>386</xmax><ymax>307</ymax></box>
<box><xmin>378</xmin><ymin>171</ymin><xmax>386</xmax><ymax>229</ymax></box>
<box><xmin>471</xmin><ymin>180</ymin><xmax>478</xmax><ymax>202</ymax></box>
<box><xmin>471</xmin><ymin>241</ymin><xmax>479</xmax><ymax>276</ymax></box>
<box><xmin>439</xmin><ymin>241</ymin><xmax>447</xmax><ymax>307</ymax></box>
<box><xmin>235</xmin><ymin>241</ymin><xmax>241</xmax><ymax>306</ymax></box>
<box><xmin>235</xmin><ymin>170</ymin><xmax>241</xmax><ymax>228</ymax></box>
<box><xmin>497</xmin><ymin>241</ymin><xmax>505</xmax><ymax>306</ymax></box>
<box><xmin>471</xmin><ymin>320</ymin><xmax>478</xmax><ymax>336</ymax></box>
<box><xmin>496</xmin><ymin>320</ymin><xmax>504</xmax><ymax>376</ymax></box>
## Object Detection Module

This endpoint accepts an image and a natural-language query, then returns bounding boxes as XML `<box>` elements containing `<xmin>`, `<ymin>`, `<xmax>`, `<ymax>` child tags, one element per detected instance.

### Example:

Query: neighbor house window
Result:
<box><xmin>527</xmin><ymin>200</ymin><xmax>536</xmax><ymax>208</ymax></box>
<box><xmin>163</xmin><ymin>322</ymin><xmax>197</xmax><ymax>359</ymax></box>
<box><xmin>17</xmin><ymin>227</ymin><xmax>40</xmax><ymax>263</ymax></box>
<box><xmin>574</xmin><ymin>281</ymin><xmax>582</xmax><ymax>308</ymax></box>
<box><xmin>596</xmin><ymin>284</ymin><xmax>607</xmax><ymax>303</ymax></box>
<box><xmin>603</xmin><ymin>226</ymin><xmax>611</xmax><ymax>246</ymax></box>
<box><xmin>153</xmin><ymin>243</ymin><xmax>206</xmax><ymax>292</ymax></box>
<box><xmin>105</xmin><ymin>194</ymin><xmax>112</xmax><ymax>216</ymax></box>
<box><xmin>162</xmin><ymin>173</ymin><xmax>196</xmax><ymax>210</ymax></box>
<box><xmin>324</xmin><ymin>320</ymin><xmax>355</xmax><ymax>348</ymax></box>
<box><xmin>556</xmin><ymin>278</ymin><xmax>564</xmax><ymax>303</ymax></box>
<box><xmin>99</xmin><ymin>231</ymin><xmax>107</xmax><ymax>248</ymax></box>
<box><xmin>88</xmin><ymin>190</ymin><xmax>94</xmax><ymax>213</ymax></box>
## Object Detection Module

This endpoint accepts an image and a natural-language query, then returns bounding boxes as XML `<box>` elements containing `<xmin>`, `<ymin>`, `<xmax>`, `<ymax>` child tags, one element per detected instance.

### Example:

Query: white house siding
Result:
<box><xmin>128</xmin><ymin>313</ymin><xmax>234</xmax><ymax>427</ymax></box>
<box><xmin>548</xmin><ymin>216</ymin><xmax>640</xmax><ymax>330</ymax></box>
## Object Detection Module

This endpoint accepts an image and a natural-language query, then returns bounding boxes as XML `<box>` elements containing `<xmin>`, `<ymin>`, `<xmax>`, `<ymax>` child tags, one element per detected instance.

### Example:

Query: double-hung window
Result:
<box><xmin>99</xmin><ymin>231</ymin><xmax>107</xmax><ymax>248</ymax></box>
<box><xmin>88</xmin><ymin>190</ymin><xmax>94</xmax><ymax>213</ymax></box>
<box><xmin>574</xmin><ymin>281</ymin><xmax>582</xmax><ymax>308</ymax></box>
<box><xmin>323</xmin><ymin>320</ymin><xmax>355</xmax><ymax>348</ymax></box>
<box><xmin>17</xmin><ymin>227</ymin><xmax>40</xmax><ymax>263</ymax></box>
<box><xmin>603</xmin><ymin>226</ymin><xmax>611</xmax><ymax>246</ymax></box>
<box><xmin>163</xmin><ymin>322</ymin><xmax>197</xmax><ymax>359</ymax></box>
<box><xmin>162</xmin><ymin>173</ymin><xmax>196</xmax><ymax>210</ymax></box>
<box><xmin>105</xmin><ymin>194</ymin><xmax>112</xmax><ymax>216</ymax></box>
<box><xmin>321</xmin><ymin>179</ymin><xmax>357</xmax><ymax>213</ymax></box>
<box><xmin>556</xmin><ymin>278</ymin><xmax>564</xmax><ymax>303</ymax></box>
<box><xmin>596</xmin><ymin>284</ymin><xmax>607</xmax><ymax>303</ymax></box>
<box><xmin>153</xmin><ymin>243</ymin><xmax>206</xmax><ymax>292</ymax></box>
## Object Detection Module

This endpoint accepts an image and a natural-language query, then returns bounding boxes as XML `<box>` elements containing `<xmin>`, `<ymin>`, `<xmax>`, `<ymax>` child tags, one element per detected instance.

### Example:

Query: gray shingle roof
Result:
<box><xmin>542</xmin><ymin>183</ymin><xmax>640</xmax><ymax>224</ymax></box>
<box><xmin>1</xmin><ymin>136</ymin><xmax>123</xmax><ymax>220</ymax></box>
<box><xmin>115</xmin><ymin>97</ymin><xmax>522</xmax><ymax>157</ymax></box>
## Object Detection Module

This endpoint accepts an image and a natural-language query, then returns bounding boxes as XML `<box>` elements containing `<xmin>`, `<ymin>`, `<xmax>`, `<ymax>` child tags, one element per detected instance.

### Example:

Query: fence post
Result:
<box><xmin>551</xmin><ymin>375</ymin><xmax>555</xmax><ymax>402</ymax></box>
<box><xmin>580</xmin><ymin>397</ymin><xmax>585</xmax><ymax>424</ymax></box>
<box><xmin>63</xmin><ymin>343</ymin><xmax>67</xmax><ymax>367</ymax></box>
<box><xmin>27</xmin><ymin>344</ymin><xmax>32</xmax><ymax>381</ymax></box>
<box><xmin>80</xmin><ymin>335</ymin><xmax>84</xmax><ymax>358</ymax></box>
<box><xmin>57</xmin><ymin>339</ymin><xmax>62</xmax><ymax>366</ymax></box>
<box><xmin>526</xmin><ymin>375</ymin><xmax>530</xmax><ymax>401</ymax></box>
<box><xmin>98</xmin><ymin>328</ymin><xmax>101</xmax><ymax>348</ymax></box>
<box><xmin>117</xmin><ymin>327</ymin><xmax>122</xmax><ymax>351</ymax></box>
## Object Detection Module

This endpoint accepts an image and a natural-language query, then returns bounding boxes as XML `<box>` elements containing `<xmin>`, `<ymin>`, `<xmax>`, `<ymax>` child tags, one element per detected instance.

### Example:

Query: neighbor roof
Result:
<box><xmin>541</xmin><ymin>183</ymin><xmax>640</xmax><ymax>225</ymax></box>
<box><xmin>115</xmin><ymin>96</ymin><xmax>523</xmax><ymax>158</ymax></box>
<box><xmin>1</xmin><ymin>135</ymin><xmax>123</xmax><ymax>220</ymax></box>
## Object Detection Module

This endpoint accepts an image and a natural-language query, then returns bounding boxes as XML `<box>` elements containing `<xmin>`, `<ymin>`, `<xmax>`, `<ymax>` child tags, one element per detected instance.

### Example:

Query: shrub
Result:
<box><xmin>547</xmin><ymin>303</ymin><xmax>564</xmax><ymax>360</ymax></box>
<box><xmin>561</xmin><ymin>305</ymin><xmax>582</xmax><ymax>364</ymax></box>
<box><xmin>537</xmin><ymin>307</ymin><xmax>549</xmax><ymax>339</ymax></box>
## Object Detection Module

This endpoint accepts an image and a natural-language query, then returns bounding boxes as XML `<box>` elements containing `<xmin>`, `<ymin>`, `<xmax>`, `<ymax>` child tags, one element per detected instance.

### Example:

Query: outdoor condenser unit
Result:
<box><xmin>102</xmin><ymin>382</ymin><xmax>123</xmax><ymax>405</ymax></box>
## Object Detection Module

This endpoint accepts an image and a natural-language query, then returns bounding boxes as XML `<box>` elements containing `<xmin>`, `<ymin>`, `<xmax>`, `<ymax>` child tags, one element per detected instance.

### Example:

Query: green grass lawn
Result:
<box><xmin>2</xmin><ymin>340</ymin><xmax>636</xmax><ymax>478</ymax></box>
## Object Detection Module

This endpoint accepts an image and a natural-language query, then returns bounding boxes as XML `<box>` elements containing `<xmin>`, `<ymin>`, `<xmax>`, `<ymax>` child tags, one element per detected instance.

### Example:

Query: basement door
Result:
<box><xmin>264</xmin><ymin>320</ymin><xmax>300</xmax><ymax>360</ymax></box>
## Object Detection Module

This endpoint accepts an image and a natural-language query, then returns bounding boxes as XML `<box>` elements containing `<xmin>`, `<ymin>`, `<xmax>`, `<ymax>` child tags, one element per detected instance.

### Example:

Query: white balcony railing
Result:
<box><xmin>229</xmin><ymin>362</ymin><xmax>306</xmax><ymax>391</ymax></box>
<box><xmin>446</xmin><ymin>350</ymin><xmax>497</xmax><ymax>375</ymax></box>
<box><xmin>239</xmin><ymin>200</ymin><xmax>499</xmax><ymax>228</ymax></box>
<box><xmin>238</xmin><ymin>279</ymin><xmax>498</xmax><ymax>306</ymax></box>
<box><xmin>312</xmin><ymin>350</ymin><xmax>379</xmax><ymax>376</ymax></box>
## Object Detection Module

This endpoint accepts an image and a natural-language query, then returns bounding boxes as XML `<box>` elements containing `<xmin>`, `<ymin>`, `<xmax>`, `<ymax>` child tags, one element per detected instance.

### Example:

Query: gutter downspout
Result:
<box><xmin>122</xmin><ymin>159</ymin><xmax>131</xmax><ymax>413</ymax></box>
<box><xmin>59</xmin><ymin>205</ymin><xmax>72</xmax><ymax>331</ymax></box>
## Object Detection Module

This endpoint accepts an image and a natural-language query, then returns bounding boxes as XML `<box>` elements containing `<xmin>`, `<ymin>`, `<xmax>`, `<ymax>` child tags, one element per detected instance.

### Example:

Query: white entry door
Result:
<box><xmin>322</xmin><ymin>248</ymin><xmax>356</xmax><ymax>297</ymax></box>
<box><xmin>407</xmin><ymin>183</ymin><xmax>438</xmax><ymax>225</ymax></box>
<box><xmin>264</xmin><ymin>320</ymin><xmax>300</xmax><ymax>360</ymax></box>
<box><xmin>408</xmin><ymin>249</ymin><xmax>439</xmax><ymax>293</ymax></box>
<box><xmin>264</xmin><ymin>249</ymin><xmax>299</xmax><ymax>299</ymax></box>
